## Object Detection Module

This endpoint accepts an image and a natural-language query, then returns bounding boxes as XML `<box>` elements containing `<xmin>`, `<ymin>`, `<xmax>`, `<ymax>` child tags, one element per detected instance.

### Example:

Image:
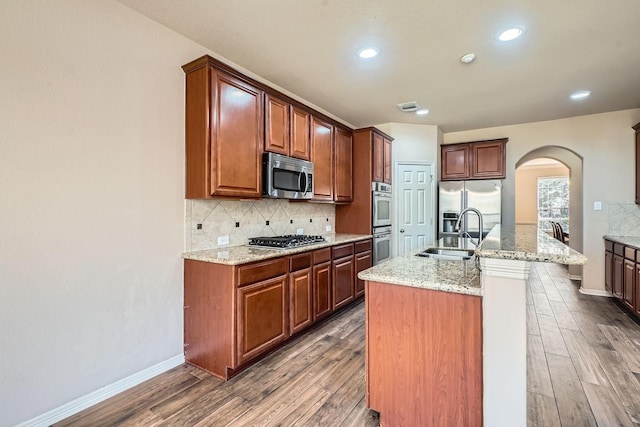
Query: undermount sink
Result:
<box><xmin>416</xmin><ymin>248</ymin><xmax>476</xmax><ymax>260</ymax></box>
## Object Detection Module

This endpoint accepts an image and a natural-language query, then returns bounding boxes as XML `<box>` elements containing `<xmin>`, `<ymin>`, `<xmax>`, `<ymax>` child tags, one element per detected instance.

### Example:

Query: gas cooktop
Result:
<box><xmin>248</xmin><ymin>235</ymin><xmax>326</xmax><ymax>249</ymax></box>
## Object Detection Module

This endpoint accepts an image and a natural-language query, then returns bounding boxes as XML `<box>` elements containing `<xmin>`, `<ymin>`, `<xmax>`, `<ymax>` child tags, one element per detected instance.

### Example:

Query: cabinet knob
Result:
<box><xmin>400</xmin><ymin>229</ymin><xmax>405</xmax><ymax>233</ymax></box>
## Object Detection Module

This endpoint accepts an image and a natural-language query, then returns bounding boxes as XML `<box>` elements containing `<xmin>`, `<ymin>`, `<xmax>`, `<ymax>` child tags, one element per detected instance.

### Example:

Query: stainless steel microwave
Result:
<box><xmin>262</xmin><ymin>152</ymin><xmax>314</xmax><ymax>199</ymax></box>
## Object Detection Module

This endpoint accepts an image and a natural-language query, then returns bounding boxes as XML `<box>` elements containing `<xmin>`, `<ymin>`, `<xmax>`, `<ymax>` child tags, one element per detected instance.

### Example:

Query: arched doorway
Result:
<box><xmin>516</xmin><ymin>146</ymin><xmax>583</xmax><ymax>280</ymax></box>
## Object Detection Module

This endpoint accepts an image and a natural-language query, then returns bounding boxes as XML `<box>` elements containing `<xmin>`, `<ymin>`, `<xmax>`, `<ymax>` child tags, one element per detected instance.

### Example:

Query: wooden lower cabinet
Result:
<box><xmin>366</xmin><ymin>281</ymin><xmax>482</xmax><ymax>426</ymax></box>
<box><xmin>184</xmin><ymin>239</ymin><xmax>372</xmax><ymax>380</ymax></box>
<box><xmin>604</xmin><ymin>250</ymin><xmax>613</xmax><ymax>294</ymax></box>
<box><xmin>289</xmin><ymin>269</ymin><xmax>312</xmax><ymax>335</ymax></box>
<box><xmin>354</xmin><ymin>250</ymin><xmax>372</xmax><ymax>297</ymax></box>
<box><xmin>237</xmin><ymin>275</ymin><xmax>288</xmax><ymax>365</ymax></box>
<box><xmin>333</xmin><ymin>255</ymin><xmax>355</xmax><ymax>310</ymax></box>
<box><xmin>613</xmin><ymin>253</ymin><xmax>624</xmax><ymax>299</ymax></box>
<box><xmin>604</xmin><ymin>239</ymin><xmax>640</xmax><ymax>320</ymax></box>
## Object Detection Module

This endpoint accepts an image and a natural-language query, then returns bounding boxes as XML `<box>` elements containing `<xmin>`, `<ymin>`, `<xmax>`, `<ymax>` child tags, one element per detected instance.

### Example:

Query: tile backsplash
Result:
<box><xmin>607</xmin><ymin>202</ymin><xmax>640</xmax><ymax>236</ymax></box>
<box><xmin>185</xmin><ymin>199</ymin><xmax>336</xmax><ymax>251</ymax></box>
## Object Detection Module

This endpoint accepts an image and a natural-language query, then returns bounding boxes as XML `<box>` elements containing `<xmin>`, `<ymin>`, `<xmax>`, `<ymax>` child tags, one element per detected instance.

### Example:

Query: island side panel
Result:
<box><xmin>365</xmin><ymin>281</ymin><xmax>483</xmax><ymax>427</ymax></box>
<box><xmin>184</xmin><ymin>259</ymin><xmax>235</xmax><ymax>379</ymax></box>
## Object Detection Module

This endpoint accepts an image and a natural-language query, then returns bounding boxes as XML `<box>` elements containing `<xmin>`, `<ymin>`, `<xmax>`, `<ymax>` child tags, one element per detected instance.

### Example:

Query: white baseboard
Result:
<box><xmin>17</xmin><ymin>354</ymin><xmax>185</xmax><ymax>427</ymax></box>
<box><xmin>579</xmin><ymin>287</ymin><xmax>612</xmax><ymax>297</ymax></box>
<box><xmin>567</xmin><ymin>274</ymin><xmax>582</xmax><ymax>281</ymax></box>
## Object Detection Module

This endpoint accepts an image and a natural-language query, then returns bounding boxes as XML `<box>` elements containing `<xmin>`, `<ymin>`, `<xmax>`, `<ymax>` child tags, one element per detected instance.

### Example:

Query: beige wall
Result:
<box><xmin>444</xmin><ymin>108</ymin><xmax>640</xmax><ymax>292</ymax></box>
<box><xmin>515</xmin><ymin>164</ymin><xmax>570</xmax><ymax>225</ymax></box>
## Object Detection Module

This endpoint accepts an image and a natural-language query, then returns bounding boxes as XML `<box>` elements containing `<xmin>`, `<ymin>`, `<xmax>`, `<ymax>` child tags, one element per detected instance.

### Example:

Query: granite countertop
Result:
<box><xmin>476</xmin><ymin>224</ymin><xmax>587</xmax><ymax>265</ymax></box>
<box><xmin>182</xmin><ymin>233</ymin><xmax>372</xmax><ymax>265</ymax></box>
<box><xmin>603</xmin><ymin>235</ymin><xmax>640</xmax><ymax>248</ymax></box>
<box><xmin>358</xmin><ymin>224</ymin><xmax>588</xmax><ymax>297</ymax></box>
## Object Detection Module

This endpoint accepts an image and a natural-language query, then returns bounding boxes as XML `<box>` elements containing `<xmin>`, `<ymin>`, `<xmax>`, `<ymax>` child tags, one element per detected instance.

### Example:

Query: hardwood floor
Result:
<box><xmin>55</xmin><ymin>301</ymin><xmax>380</xmax><ymax>427</ymax></box>
<box><xmin>527</xmin><ymin>262</ymin><xmax>640</xmax><ymax>427</ymax></box>
<box><xmin>56</xmin><ymin>262</ymin><xmax>640</xmax><ymax>426</ymax></box>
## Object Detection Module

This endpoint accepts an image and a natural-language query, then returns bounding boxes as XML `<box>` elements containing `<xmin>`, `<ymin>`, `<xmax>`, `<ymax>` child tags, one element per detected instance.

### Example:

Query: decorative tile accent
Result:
<box><xmin>185</xmin><ymin>199</ymin><xmax>336</xmax><ymax>251</ymax></box>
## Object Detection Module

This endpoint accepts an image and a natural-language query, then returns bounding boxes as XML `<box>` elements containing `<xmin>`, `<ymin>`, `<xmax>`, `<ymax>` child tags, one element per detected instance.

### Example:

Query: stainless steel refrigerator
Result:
<box><xmin>439</xmin><ymin>180</ymin><xmax>502</xmax><ymax>239</ymax></box>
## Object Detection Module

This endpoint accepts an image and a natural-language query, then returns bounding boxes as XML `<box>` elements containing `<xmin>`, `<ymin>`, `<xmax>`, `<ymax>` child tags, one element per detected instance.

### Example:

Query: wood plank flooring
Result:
<box><xmin>56</xmin><ymin>263</ymin><xmax>640</xmax><ymax>426</ymax></box>
<box><xmin>527</xmin><ymin>263</ymin><xmax>640</xmax><ymax>427</ymax></box>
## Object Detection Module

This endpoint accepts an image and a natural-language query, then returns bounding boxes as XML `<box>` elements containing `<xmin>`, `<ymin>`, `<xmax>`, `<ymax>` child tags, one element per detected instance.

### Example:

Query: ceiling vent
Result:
<box><xmin>396</xmin><ymin>101</ymin><xmax>421</xmax><ymax>112</ymax></box>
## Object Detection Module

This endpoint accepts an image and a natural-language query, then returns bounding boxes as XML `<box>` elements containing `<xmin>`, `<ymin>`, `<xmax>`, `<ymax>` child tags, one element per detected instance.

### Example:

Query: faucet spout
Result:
<box><xmin>454</xmin><ymin>207</ymin><xmax>484</xmax><ymax>246</ymax></box>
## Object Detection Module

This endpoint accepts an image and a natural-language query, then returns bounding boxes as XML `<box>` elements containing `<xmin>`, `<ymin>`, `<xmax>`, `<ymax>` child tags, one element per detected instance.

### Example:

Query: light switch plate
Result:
<box><xmin>594</xmin><ymin>201</ymin><xmax>602</xmax><ymax>211</ymax></box>
<box><xmin>296</xmin><ymin>228</ymin><xmax>304</xmax><ymax>235</ymax></box>
<box><xmin>217</xmin><ymin>235</ymin><xmax>229</xmax><ymax>245</ymax></box>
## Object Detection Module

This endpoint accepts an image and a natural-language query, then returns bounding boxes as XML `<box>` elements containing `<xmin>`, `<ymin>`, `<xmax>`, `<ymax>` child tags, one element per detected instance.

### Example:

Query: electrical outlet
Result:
<box><xmin>326</xmin><ymin>225</ymin><xmax>332</xmax><ymax>232</ymax></box>
<box><xmin>296</xmin><ymin>228</ymin><xmax>304</xmax><ymax>235</ymax></box>
<box><xmin>594</xmin><ymin>201</ymin><xmax>602</xmax><ymax>211</ymax></box>
<box><xmin>217</xmin><ymin>235</ymin><xmax>229</xmax><ymax>245</ymax></box>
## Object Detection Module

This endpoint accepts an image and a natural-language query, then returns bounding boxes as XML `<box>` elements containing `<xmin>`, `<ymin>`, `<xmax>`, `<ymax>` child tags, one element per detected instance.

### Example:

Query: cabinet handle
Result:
<box><xmin>400</xmin><ymin>229</ymin><xmax>405</xmax><ymax>233</ymax></box>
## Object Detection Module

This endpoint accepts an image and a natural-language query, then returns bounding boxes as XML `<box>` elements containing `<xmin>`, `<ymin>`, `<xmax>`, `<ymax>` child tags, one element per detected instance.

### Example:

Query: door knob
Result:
<box><xmin>400</xmin><ymin>229</ymin><xmax>405</xmax><ymax>233</ymax></box>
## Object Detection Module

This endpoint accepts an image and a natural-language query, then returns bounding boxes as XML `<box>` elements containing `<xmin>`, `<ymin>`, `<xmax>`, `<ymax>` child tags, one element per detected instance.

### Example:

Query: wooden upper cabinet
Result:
<box><xmin>441</xmin><ymin>138</ymin><xmax>507</xmax><ymax>181</ymax></box>
<box><xmin>633</xmin><ymin>122</ymin><xmax>640</xmax><ymax>204</ymax></box>
<box><xmin>264</xmin><ymin>93</ymin><xmax>290</xmax><ymax>156</ymax></box>
<box><xmin>471</xmin><ymin>140</ymin><xmax>506</xmax><ymax>179</ymax></box>
<box><xmin>265</xmin><ymin>94</ymin><xmax>311</xmax><ymax>161</ymax></box>
<box><xmin>373</xmin><ymin>132</ymin><xmax>384</xmax><ymax>182</ymax></box>
<box><xmin>441</xmin><ymin>144</ymin><xmax>470</xmax><ymax>180</ymax></box>
<box><xmin>183</xmin><ymin>61</ymin><xmax>263</xmax><ymax>199</ymax></box>
<box><xmin>383</xmin><ymin>137</ymin><xmax>392</xmax><ymax>184</ymax></box>
<box><xmin>290</xmin><ymin>106</ymin><xmax>311</xmax><ymax>161</ymax></box>
<box><xmin>334</xmin><ymin>127</ymin><xmax>353</xmax><ymax>202</ymax></box>
<box><xmin>311</xmin><ymin>116</ymin><xmax>334</xmax><ymax>201</ymax></box>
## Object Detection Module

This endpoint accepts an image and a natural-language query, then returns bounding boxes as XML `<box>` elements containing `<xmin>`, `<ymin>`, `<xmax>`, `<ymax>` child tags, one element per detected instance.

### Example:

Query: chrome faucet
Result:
<box><xmin>454</xmin><ymin>207</ymin><xmax>484</xmax><ymax>247</ymax></box>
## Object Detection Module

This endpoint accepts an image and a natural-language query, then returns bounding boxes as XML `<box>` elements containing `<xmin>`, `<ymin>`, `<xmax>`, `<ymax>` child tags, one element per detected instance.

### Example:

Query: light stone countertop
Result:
<box><xmin>603</xmin><ymin>235</ymin><xmax>640</xmax><ymax>248</ymax></box>
<box><xmin>476</xmin><ymin>224</ymin><xmax>587</xmax><ymax>265</ymax></box>
<box><xmin>182</xmin><ymin>233</ymin><xmax>372</xmax><ymax>265</ymax></box>
<box><xmin>358</xmin><ymin>224</ymin><xmax>587</xmax><ymax>297</ymax></box>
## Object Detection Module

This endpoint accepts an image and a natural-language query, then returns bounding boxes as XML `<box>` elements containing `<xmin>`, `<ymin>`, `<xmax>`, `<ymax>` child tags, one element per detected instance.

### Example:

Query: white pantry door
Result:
<box><xmin>396</xmin><ymin>163</ymin><xmax>435</xmax><ymax>256</ymax></box>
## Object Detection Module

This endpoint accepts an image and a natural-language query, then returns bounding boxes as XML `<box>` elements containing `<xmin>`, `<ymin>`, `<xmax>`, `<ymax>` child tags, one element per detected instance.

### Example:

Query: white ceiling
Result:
<box><xmin>117</xmin><ymin>0</ymin><xmax>640</xmax><ymax>132</ymax></box>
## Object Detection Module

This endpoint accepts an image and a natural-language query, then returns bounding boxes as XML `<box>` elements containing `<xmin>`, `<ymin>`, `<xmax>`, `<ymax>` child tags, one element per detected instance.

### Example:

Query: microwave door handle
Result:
<box><xmin>300</xmin><ymin>168</ymin><xmax>309</xmax><ymax>196</ymax></box>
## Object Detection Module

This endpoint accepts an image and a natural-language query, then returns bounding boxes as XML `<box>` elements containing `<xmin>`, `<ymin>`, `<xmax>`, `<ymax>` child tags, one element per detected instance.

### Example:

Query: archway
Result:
<box><xmin>516</xmin><ymin>146</ymin><xmax>583</xmax><ymax>280</ymax></box>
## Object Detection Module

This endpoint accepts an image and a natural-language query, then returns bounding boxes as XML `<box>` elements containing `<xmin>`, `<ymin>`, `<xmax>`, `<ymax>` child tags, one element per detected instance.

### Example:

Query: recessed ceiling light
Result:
<box><xmin>460</xmin><ymin>53</ymin><xmax>476</xmax><ymax>64</ymax></box>
<box><xmin>570</xmin><ymin>90</ymin><xmax>591</xmax><ymax>100</ymax></box>
<box><xmin>357</xmin><ymin>47</ymin><xmax>379</xmax><ymax>59</ymax></box>
<box><xmin>415</xmin><ymin>109</ymin><xmax>430</xmax><ymax>116</ymax></box>
<box><xmin>497</xmin><ymin>27</ymin><xmax>525</xmax><ymax>41</ymax></box>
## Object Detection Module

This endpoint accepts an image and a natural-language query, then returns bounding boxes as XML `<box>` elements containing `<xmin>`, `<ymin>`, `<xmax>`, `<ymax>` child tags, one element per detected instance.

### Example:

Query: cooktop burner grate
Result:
<box><xmin>248</xmin><ymin>235</ymin><xmax>326</xmax><ymax>249</ymax></box>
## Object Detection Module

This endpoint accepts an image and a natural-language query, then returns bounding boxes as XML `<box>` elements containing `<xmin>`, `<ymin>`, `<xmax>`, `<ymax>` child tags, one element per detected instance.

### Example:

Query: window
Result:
<box><xmin>537</xmin><ymin>177</ymin><xmax>569</xmax><ymax>231</ymax></box>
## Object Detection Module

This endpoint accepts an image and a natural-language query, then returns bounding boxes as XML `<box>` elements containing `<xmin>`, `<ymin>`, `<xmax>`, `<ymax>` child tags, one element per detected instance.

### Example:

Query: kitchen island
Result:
<box><xmin>359</xmin><ymin>225</ymin><xmax>587</xmax><ymax>427</ymax></box>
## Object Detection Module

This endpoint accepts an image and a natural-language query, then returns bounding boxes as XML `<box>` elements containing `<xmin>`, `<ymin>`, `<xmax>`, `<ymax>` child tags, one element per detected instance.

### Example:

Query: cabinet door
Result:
<box><xmin>354</xmin><ymin>250</ymin><xmax>372</xmax><ymax>297</ymax></box>
<box><xmin>290</xmin><ymin>106</ymin><xmax>311</xmax><ymax>160</ymax></box>
<box><xmin>211</xmin><ymin>69</ymin><xmax>263</xmax><ymax>198</ymax></box>
<box><xmin>383</xmin><ymin>137</ymin><xmax>392</xmax><ymax>184</ymax></box>
<box><xmin>471</xmin><ymin>140</ymin><xmax>506</xmax><ymax>179</ymax></box>
<box><xmin>236</xmin><ymin>275</ymin><xmax>288</xmax><ymax>365</ymax></box>
<box><xmin>605</xmin><ymin>250</ymin><xmax>613</xmax><ymax>294</ymax></box>
<box><xmin>624</xmin><ymin>259</ymin><xmax>635</xmax><ymax>309</ymax></box>
<box><xmin>313</xmin><ymin>261</ymin><xmax>332</xmax><ymax>321</ymax></box>
<box><xmin>334</xmin><ymin>127</ymin><xmax>353</xmax><ymax>202</ymax></box>
<box><xmin>311</xmin><ymin>117</ymin><xmax>334</xmax><ymax>200</ymax></box>
<box><xmin>635</xmin><ymin>263</ymin><xmax>640</xmax><ymax>315</ymax></box>
<box><xmin>373</xmin><ymin>132</ymin><xmax>384</xmax><ymax>182</ymax></box>
<box><xmin>613</xmin><ymin>254</ymin><xmax>624</xmax><ymax>299</ymax></box>
<box><xmin>635</xmin><ymin>127</ymin><xmax>640</xmax><ymax>204</ymax></box>
<box><xmin>441</xmin><ymin>144</ymin><xmax>470</xmax><ymax>180</ymax></box>
<box><xmin>289</xmin><ymin>268</ymin><xmax>313</xmax><ymax>335</ymax></box>
<box><xmin>333</xmin><ymin>255</ymin><xmax>354</xmax><ymax>310</ymax></box>
<box><xmin>264</xmin><ymin>94</ymin><xmax>289</xmax><ymax>156</ymax></box>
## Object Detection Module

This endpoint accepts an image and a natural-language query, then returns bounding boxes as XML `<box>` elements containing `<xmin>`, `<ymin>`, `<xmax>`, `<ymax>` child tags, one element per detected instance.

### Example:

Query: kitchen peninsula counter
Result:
<box><xmin>361</xmin><ymin>224</ymin><xmax>587</xmax><ymax>427</ymax></box>
<box><xmin>182</xmin><ymin>233</ymin><xmax>371</xmax><ymax>265</ymax></box>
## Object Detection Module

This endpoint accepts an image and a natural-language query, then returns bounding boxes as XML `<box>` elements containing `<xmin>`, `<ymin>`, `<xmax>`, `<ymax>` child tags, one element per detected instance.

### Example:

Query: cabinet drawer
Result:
<box><xmin>314</xmin><ymin>248</ymin><xmax>331</xmax><ymax>264</ymax></box>
<box><xmin>238</xmin><ymin>257</ymin><xmax>288</xmax><ymax>287</ymax></box>
<box><xmin>355</xmin><ymin>239</ymin><xmax>372</xmax><ymax>253</ymax></box>
<box><xmin>290</xmin><ymin>252</ymin><xmax>312</xmax><ymax>271</ymax></box>
<box><xmin>605</xmin><ymin>240</ymin><xmax>614</xmax><ymax>252</ymax></box>
<box><xmin>332</xmin><ymin>243</ymin><xmax>354</xmax><ymax>259</ymax></box>
<box><xmin>614</xmin><ymin>243</ymin><xmax>625</xmax><ymax>257</ymax></box>
<box><xmin>625</xmin><ymin>246</ymin><xmax>636</xmax><ymax>261</ymax></box>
